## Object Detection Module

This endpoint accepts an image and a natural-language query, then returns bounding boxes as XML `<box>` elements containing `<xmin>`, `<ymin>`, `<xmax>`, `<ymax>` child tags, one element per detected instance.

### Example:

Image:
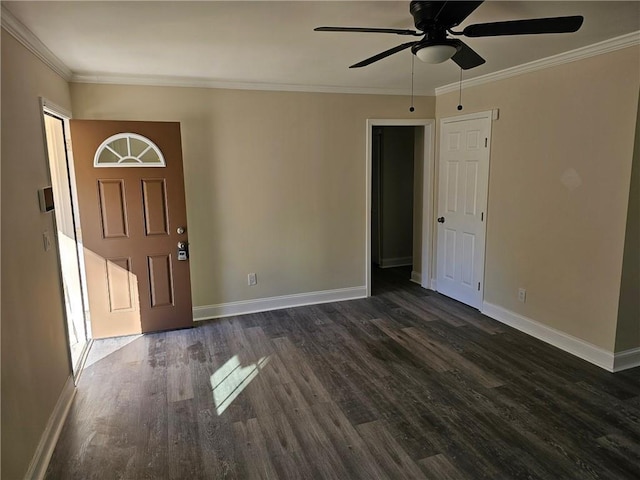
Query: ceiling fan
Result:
<box><xmin>315</xmin><ymin>1</ymin><xmax>584</xmax><ymax>70</ymax></box>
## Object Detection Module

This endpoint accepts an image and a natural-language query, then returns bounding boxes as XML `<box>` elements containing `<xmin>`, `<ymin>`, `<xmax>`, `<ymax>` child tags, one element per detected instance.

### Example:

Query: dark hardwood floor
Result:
<box><xmin>46</xmin><ymin>267</ymin><xmax>640</xmax><ymax>479</ymax></box>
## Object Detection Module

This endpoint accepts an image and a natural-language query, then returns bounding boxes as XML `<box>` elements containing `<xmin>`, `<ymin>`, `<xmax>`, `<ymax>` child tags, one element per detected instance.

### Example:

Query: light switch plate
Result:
<box><xmin>43</xmin><ymin>231</ymin><xmax>52</xmax><ymax>251</ymax></box>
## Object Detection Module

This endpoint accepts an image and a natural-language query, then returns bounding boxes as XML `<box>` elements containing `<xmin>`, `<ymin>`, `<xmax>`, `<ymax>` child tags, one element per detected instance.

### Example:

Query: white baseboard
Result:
<box><xmin>73</xmin><ymin>339</ymin><xmax>93</xmax><ymax>384</ymax></box>
<box><xmin>613</xmin><ymin>347</ymin><xmax>640</xmax><ymax>372</ymax></box>
<box><xmin>379</xmin><ymin>257</ymin><xmax>413</xmax><ymax>268</ymax></box>
<box><xmin>24</xmin><ymin>375</ymin><xmax>76</xmax><ymax>480</ymax></box>
<box><xmin>430</xmin><ymin>278</ymin><xmax>437</xmax><ymax>290</ymax></box>
<box><xmin>410</xmin><ymin>271</ymin><xmax>422</xmax><ymax>285</ymax></box>
<box><xmin>193</xmin><ymin>286</ymin><xmax>367</xmax><ymax>321</ymax></box>
<box><xmin>481</xmin><ymin>302</ymin><xmax>616</xmax><ymax>372</ymax></box>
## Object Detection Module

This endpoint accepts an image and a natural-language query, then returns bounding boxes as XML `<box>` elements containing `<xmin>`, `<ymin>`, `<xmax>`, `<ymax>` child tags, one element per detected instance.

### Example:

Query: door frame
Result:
<box><xmin>436</xmin><ymin>109</ymin><xmax>493</xmax><ymax>308</ymax></box>
<box><xmin>371</xmin><ymin>127</ymin><xmax>383</xmax><ymax>266</ymax></box>
<box><xmin>40</xmin><ymin>97</ymin><xmax>93</xmax><ymax>381</ymax></box>
<box><xmin>365</xmin><ymin>119</ymin><xmax>435</xmax><ymax>297</ymax></box>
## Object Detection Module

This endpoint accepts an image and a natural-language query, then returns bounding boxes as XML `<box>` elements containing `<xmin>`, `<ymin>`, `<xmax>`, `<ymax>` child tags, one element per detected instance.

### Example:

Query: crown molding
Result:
<box><xmin>70</xmin><ymin>72</ymin><xmax>432</xmax><ymax>96</ymax></box>
<box><xmin>1</xmin><ymin>4</ymin><xmax>72</xmax><ymax>81</ymax></box>
<box><xmin>3</xmin><ymin>1</ymin><xmax>637</xmax><ymax>99</ymax></box>
<box><xmin>435</xmin><ymin>30</ymin><xmax>640</xmax><ymax>96</ymax></box>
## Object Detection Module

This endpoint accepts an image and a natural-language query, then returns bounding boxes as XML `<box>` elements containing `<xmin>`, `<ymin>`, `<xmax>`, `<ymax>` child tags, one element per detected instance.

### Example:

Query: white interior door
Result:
<box><xmin>436</xmin><ymin>111</ymin><xmax>492</xmax><ymax>309</ymax></box>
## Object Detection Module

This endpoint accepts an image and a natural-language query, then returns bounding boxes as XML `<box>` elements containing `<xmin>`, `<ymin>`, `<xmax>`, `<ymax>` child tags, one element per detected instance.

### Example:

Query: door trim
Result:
<box><xmin>440</xmin><ymin>109</ymin><xmax>495</xmax><ymax>125</ymax></box>
<box><xmin>365</xmin><ymin>119</ymin><xmax>435</xmax><ymax>297</ymax></box>
<box><xmin>40</xmin><ymin>97</ymin><xmax>93</xmax><ymax>382</ymax></box>
<box><xmin>437</xmin><ymin>109</ymin><xmax>493</xmax><ymax>308</ymax></box>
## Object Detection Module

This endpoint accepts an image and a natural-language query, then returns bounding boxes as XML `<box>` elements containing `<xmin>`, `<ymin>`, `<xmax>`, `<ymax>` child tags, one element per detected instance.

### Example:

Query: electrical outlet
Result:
<box><xmin>248</xmin><ymin>273</ymin><xmax>257</xmax><ymax>286</ymax></box>
<box><xmin>518</xmin><ymin>288</ymin><xmax>526</xmax><ymax>303</ymax></box>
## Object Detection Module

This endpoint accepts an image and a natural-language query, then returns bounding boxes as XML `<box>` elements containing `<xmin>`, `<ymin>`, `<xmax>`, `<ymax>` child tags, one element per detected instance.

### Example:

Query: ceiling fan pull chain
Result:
<box><xmin>410</xmin><ymin>54</ymin><xmax>415</xmax><ymax>112</ymax></box>
<box><xmin>457</xmin><ymin>67</ymin><xmax>463</xmax><ymax>111</ymax></box>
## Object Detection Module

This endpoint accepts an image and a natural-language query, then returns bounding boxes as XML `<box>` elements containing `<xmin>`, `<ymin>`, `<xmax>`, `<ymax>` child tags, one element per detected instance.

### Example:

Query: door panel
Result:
<box><xmin>98</xmin><ymin>179</ymin><xmax>129</xmax><ymax>238</ymax></box>
<box><xmin>446</xmin><ymin>162</ymin><xmax>458</xmax><ymax>212</ymax></box>
<box><xmin>464</xmin><ymin>162</ymin><xmax>478</xmax><ymax>215</ymax></box>
<box><xmin>142</xmin><ymin>179</ymin><xmax>169</xmax><ymax>235</ymax></box>
<box><xmin>106</xmin><ymin>257</ymin><xmax>135</xmax><ymax>311</ymax></box>
<box><xmin>71</xmin><ymin>120</ymin><xmax>192</xmax><ymax>338</ymax></box>
<box><xmin>444</xmin><ymin>228</ymin><xmax>456</xmax><ymax>280</ymax></box>
<box><xmin>148</xmin><ymin>254</ymin><xmax>174</xmax><ymax>308</ymax></box>
<box><xmin>436</xmin><ymin>113</ymin><xmax>491</xmax><ymax>309</ymax></box>
<box><xmin>462</xmin><ymin>232</ymin><xmax>475</xmax><ymax>286</ymax></box>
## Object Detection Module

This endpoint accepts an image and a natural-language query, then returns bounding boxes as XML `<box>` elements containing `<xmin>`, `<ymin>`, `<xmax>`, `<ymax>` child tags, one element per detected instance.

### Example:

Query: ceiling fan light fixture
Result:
<box><xmin>414</xmin><ymin>44</ymin><xmax>458</xmax><ymax>64</ymax></box>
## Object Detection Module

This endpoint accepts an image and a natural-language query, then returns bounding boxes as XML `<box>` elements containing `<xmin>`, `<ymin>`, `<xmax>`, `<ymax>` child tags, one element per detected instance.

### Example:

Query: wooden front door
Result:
<box><xmin>70</xmin><ymin>120</ymin><xmax>192</xmax><ymax>338</ymax></box>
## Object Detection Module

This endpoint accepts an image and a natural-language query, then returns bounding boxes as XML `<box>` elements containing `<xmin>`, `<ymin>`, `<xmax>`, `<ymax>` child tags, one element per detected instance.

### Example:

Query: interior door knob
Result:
<box><xmin>437</xmin><ymin>217</ymin><xmax>445</xmax><ymax>223</ymax></box>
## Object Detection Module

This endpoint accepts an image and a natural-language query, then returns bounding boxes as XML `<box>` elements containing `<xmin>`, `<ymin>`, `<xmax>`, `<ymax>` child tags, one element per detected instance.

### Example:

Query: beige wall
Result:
<box><xmin>70</xmin><ymin>84</ymin><xmax>435</xmax><ymax>307</ymax></box>
<box><xmin>1</xmin><ymin>29</ymin><xmax>73</xmax><ymax>479</ymax></box>
<box><xmin>615</xmin><ymin>94</ymin><xmax>640</xmax><ymax>352</ymax></box>
<box><xmin>436</xmin><ymin>46</ymin><xmax>640</xmax><ymax>351</ymax></box>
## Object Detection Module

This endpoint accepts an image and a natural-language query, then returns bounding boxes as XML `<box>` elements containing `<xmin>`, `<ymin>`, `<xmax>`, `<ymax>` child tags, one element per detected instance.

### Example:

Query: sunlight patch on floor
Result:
<box><xmin>84</xmin><ymin>334</ymin><xmax>141</xmax><ymax>368</ymax></box>
<box><xmin>210</xmin><ymin>354</ymin><xmax>270</xmax><ymax>415</ymax></box>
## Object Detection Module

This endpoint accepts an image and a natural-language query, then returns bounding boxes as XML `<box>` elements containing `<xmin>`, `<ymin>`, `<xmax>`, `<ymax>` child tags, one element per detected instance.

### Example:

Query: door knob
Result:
<box><xmin>437</xmin><ymin>217</ymin><xmax>445</xmax><ymax>223</ymax></box>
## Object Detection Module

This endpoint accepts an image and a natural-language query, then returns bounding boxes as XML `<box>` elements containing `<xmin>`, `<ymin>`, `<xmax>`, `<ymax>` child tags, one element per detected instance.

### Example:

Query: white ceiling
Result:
<box><xmin>3</xmin><ymin>1</ymin><xmax>640</xmax><ymax>95</ymax></box>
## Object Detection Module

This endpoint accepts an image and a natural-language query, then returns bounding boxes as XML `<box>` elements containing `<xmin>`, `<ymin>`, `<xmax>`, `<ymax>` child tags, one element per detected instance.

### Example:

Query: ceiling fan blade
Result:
<box><xmin>314</xmin><ymin>26</ymin><xmax>421</xmax><ymax>36</ymax></box>
<box><xmin>433</xmin><ymin>1</ymin><xmax>484</xmax><ymax>27</ymax></box>
<box><xmin>463</xmin><ymin>16</ymin><xmax>584</xmax><ymax>37</ymax></box>
<box><xmin>350</xmin><ymin>41</ymin><xmax>417</xmax><ymax>68</ymax></box>
<box><xmin>450</xmin><ymin>40</ymin><xmax>486</xmax><ymax>70</ymax></box>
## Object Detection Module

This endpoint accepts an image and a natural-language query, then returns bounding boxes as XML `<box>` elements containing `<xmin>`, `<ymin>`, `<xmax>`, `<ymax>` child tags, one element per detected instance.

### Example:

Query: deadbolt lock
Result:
<box><xmin>177</xmin><ymin>241</ymin><xmax>189</xmax><ymax>261</ymax></box>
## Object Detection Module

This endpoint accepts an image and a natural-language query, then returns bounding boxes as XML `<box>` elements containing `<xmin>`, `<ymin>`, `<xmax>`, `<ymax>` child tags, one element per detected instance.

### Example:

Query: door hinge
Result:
<box><xmin>481</xmin><ymin>212</ymin><xmax>484</xmax><ymax>221</ymax></box>
<box><xmin>478</xmin><ymin>282</ymin><xmax>481</xmax><ymax>291</ymax></box>
<box><xmin>484</xmin><ymin>138</ymin><xmax>488</xmax><ymax>148</ymax></box>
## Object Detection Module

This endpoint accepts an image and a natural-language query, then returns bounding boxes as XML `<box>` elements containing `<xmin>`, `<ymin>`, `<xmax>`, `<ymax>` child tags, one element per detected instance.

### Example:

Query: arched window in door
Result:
<box><xmin>94</xmin><ymin>133</ymin><xmax>165</xmax><ymax>167</ymax></box>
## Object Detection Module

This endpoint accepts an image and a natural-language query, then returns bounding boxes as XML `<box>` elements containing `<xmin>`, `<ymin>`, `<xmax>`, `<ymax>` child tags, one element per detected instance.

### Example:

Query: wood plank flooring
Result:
<box><xmin>46</xmin><ymin>267</ymin><xmax>640</xmax><ymax>479</ymax></box>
